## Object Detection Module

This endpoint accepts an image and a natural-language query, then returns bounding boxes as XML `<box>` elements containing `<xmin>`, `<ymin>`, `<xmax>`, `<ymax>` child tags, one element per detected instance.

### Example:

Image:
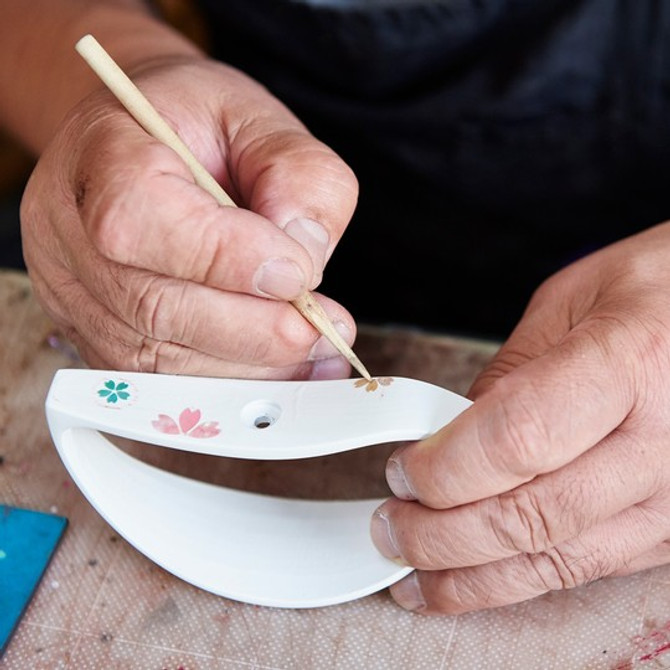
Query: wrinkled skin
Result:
<box><xmin>372</xmin><ymin>222</ymin><xmax>670</xmax><ymax>614</ymax></box>
<box><xmin>21</xmin><ymin>56</ymin><xmax>359</xmax><ymax>379</ymax></box>
<box><xmin>21</xmin><ymin>45</ymin><xmax>670</xmax><ymax>618</ymax></box>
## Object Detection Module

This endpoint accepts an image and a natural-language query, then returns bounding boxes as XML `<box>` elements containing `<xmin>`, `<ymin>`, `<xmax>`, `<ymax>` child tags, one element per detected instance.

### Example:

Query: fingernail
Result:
<box><xmin>254</xmin><ymin>258</ymin><xmax>306</xmax><ymax>299</ymax></box>
<box><xmin>392</xmin><ymin>572</ymin><xmax>426</xmax><ymax>612</ymax></box>
<box><xmin>309</xmin><ymin>356</ymin><xmax>351</xmax><ymax>380</ymax></box>
<box><xmin>386</xmin><ymin>456</ymin><xmax>416</xmax><ymax>501</ymax></box>
<box><xmin>283</xmin><ymin>218</ymin><xmax>329</xmax><ymax>283</ymax></box>
<box><xmin>370</xmin><ymin>508</ymin><xmax>401</xmax><ymax>560</ymax></box>
<box><xmin>308</xmin><ymin>321</ymin><xmax>352</xmax><ymax>360</ymax></box>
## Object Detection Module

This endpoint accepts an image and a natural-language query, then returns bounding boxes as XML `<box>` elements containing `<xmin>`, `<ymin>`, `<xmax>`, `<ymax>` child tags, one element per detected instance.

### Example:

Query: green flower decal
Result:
<box><xmin>97</xmin><ymin>380</ymin><xmax>131</xmax><ymax>404</ymax></box>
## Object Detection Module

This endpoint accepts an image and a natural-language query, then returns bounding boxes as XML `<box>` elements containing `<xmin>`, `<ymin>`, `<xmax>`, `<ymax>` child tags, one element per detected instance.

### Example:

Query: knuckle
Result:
<box><xmin>198</xmin><ymin>230</ymin><xmax>228</xmax><ymax>287</ymax></box>
<box><xmin>321</xmin><ymin>155</ymin><xmax>359</xmax><ymax>215</ymax></box>
<box><xmin>492</xmin><ymin>488</ymin><xmax>556</xmax><ymax>555</ymax></box>
<box><xmin>188</xmin><ymin>208</ymin><xmax>276</xmax><ymax>291</ymax></box>
<box><xmin>524</xmin><ymin>546</ymin><xmax>602</xmax><ymax>592</ymax></box>
<box><xmin>242</xmin><ymin>128</ymin><xmax>359</xmax><ymax>229</ymax></box>
<box><xmin>196</xmin><ymin>217</ymin><xmax>241</xmax><ymax>287</ymax></box>
<box><xmin>132</xmin><ymin>278</ymin><xmax>184</xmax><ymax>342</ymax></box>
<box><xmin>137</xmin><ymin>339</ymin><xmax>160</xmax><ymax>373</ymax></box>
<box><xmin>283</xmin><ymin>142</ymin><xmax>359</xmax><ymax>218</ymax></box>
<box><xmin>136</xmin><ymin>337</ymin><xmax>181</xmax><ymax>374</ymax></box>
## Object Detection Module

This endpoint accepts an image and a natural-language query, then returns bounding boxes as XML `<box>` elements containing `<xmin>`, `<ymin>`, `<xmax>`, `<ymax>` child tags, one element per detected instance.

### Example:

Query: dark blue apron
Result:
<box><xmin>199</xmin><ymin>0</ymin><xmax>670</xmax><ymax>338</ymax></box>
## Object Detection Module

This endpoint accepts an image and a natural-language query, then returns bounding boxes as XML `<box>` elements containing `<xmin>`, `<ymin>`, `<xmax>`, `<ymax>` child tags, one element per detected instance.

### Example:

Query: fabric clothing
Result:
<box><xmin>0</xmin><ymin>192</ymin><xmax>23</xmax><ymax>270</ymax></box>
<box><xmin>198</xmin><ymin>0</ymin><xmax>670</xmax><ymax>338</ymax></box>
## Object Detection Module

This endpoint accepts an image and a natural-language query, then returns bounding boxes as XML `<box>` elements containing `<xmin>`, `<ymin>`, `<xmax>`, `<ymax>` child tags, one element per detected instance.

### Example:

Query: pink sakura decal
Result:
<box><xmin>152</xmin><ymin>408</ymin><xmax>220</xmax><ymax>438</ymax></box>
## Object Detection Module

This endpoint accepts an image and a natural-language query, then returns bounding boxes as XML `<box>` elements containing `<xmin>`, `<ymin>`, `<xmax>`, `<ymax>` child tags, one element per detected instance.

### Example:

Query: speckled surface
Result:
<box><xmin>2</xmin><ymin>269</ymin><xmax>670</xmax><ymax>670</ymax></box>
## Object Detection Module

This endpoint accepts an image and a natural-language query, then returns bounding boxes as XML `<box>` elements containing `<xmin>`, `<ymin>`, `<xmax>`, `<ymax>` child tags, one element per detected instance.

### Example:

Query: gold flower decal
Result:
<box><xmin>354</xmin><ymin>377</ymin><xmax>394</xmax><ymax>392</ymax></box>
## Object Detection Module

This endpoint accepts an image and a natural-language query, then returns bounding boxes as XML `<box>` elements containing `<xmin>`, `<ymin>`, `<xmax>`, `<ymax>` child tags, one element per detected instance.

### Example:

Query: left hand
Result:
<box><xmin>371</xmin><ymin>221</ymin><xmax>670</xmax><ymax>614</ymax></box>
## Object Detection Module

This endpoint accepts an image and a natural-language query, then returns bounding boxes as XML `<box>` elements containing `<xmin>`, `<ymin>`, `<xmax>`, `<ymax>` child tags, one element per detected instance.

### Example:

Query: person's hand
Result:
<box><xmin>21</xmin><ymin>55</ymin><xmax>358</xmax><ymax>378</ymax></box>
<box><xmin>371</xmin><ymin>222</ymin><xmax>670</xmax><ymax>614</ymax></box>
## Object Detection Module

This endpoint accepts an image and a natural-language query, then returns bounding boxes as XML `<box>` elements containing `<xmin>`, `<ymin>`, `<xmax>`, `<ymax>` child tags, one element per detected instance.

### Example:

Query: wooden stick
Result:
<box><xmin>75</xmin><ymin>34</ymin><xmax>372</xmax><ymax>381</ymax></box>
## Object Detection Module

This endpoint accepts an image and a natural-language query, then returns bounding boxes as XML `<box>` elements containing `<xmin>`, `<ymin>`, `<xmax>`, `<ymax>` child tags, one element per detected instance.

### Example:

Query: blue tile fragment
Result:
<box><xmin>0</xmin><ymin>506</ymin><xmax>67</xmax><ymax>655</ymax></box>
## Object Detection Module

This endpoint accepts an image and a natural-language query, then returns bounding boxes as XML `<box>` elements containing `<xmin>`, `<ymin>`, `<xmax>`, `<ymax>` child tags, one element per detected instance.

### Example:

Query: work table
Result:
<box><xmin>1</xmin><ymin>269</ymin><xmax>669</xmax><ymax>670</ymax></box>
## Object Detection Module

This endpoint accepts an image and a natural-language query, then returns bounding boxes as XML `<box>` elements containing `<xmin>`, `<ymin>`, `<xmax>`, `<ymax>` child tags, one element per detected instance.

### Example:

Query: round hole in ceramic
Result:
<box><xmin>240</xmin><ymin>400</ymin><xmax>282</xmax><ymax>430</ymax></box>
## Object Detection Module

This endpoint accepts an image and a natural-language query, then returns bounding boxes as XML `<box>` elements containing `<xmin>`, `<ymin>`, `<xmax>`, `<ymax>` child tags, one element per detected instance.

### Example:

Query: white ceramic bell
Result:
<box><xmin>46</xmin><ymin>370</ymin><xmax>471</xmax><ymax>608</ymax></box>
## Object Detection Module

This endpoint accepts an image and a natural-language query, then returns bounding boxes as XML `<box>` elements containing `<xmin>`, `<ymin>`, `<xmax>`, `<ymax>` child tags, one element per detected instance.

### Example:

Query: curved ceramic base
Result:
<box><xmin>57</xmin><ymin>427</ymin><xmax>412</xmax><ymax>608</ymax></box>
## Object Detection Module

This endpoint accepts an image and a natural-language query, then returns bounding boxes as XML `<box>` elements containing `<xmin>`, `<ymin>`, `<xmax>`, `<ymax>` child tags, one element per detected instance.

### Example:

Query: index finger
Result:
<box><xmin>74</xmin><ymin>132</ymin><xmax>317</xmax><ymax>300</ymax></box>
<box><xmin>388</xmin><ymin>320</ymin><xmax>637</xmax><ymax>509</ymax></box>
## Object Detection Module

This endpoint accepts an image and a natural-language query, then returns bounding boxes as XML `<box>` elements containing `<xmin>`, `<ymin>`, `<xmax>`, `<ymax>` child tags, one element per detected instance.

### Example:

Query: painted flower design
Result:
<box><xmin>354</xmin><ymin>377</ymin><xmax>394</xmax><ymax>393</ymax></box>
<box><xmin>97</xmin><ymin>380</ymin><xmax>131</xmax><ymax>404</ymax></box>
<box><xmin>152</xmin><ymin>408</ymin><xmax>220</xmax><ymax>438</ymax></box>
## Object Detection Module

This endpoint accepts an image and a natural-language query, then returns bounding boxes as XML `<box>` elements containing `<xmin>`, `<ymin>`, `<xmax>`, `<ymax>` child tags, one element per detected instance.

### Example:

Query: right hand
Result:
<box><xmin>21</xmin><ymin>54</ymin><xmax>359</xmax><ymax>379</ymax></box>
